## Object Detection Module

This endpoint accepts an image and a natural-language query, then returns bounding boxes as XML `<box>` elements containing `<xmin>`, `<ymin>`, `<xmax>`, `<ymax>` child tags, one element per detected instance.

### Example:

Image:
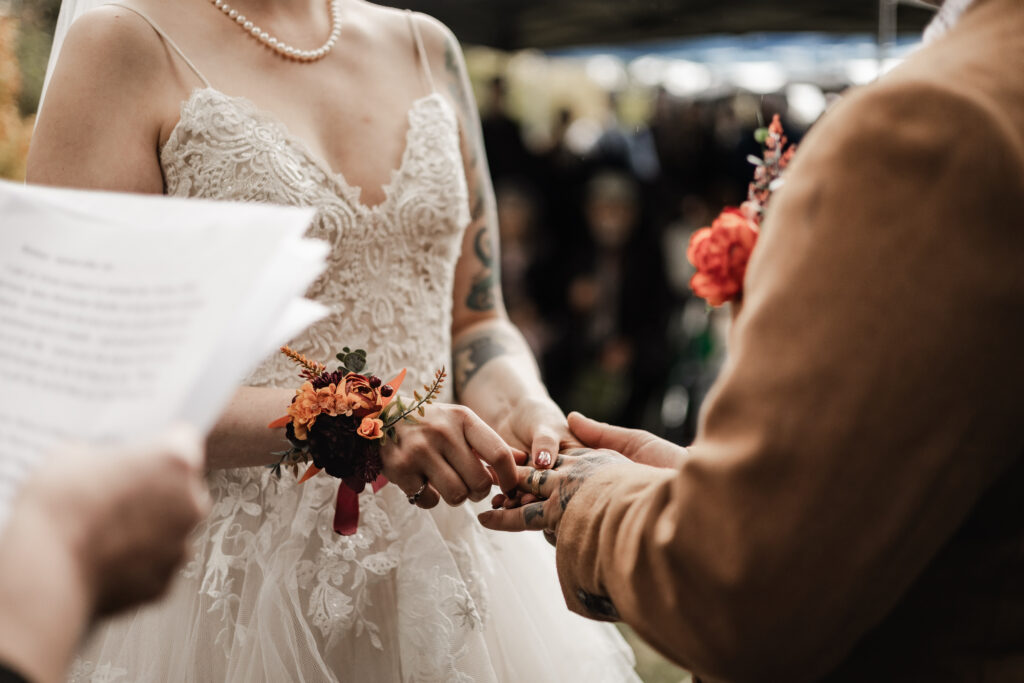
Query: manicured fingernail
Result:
<box><xmin>537</xmin><ymin>451</ymin><xmax>552</xmax><ymax>467</ymax></box>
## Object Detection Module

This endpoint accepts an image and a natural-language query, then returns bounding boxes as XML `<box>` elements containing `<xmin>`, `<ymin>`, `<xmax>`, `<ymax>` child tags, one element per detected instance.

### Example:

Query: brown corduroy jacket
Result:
<box><xmin>555</xmin><ymin>0</ymin><xmax>1024</xmax><ymax>680</ymax></box>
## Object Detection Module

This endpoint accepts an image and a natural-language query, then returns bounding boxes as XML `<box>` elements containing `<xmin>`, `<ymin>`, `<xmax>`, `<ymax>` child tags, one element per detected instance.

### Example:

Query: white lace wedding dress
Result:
<box><xmin>70</xmin><ymin>7</ymin><xmax>639</xmax><ymax>683</ymax></box>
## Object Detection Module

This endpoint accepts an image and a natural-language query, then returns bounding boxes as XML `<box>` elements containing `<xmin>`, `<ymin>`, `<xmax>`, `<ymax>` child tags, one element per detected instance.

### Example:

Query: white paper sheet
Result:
<box><xmin>0</xmin><ymin>181</ymin><xmax>328</xmax><ymax>522</ymax></box>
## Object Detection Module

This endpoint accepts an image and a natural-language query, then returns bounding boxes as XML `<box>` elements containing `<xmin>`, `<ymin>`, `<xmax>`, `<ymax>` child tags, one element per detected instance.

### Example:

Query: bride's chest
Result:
<box><xmin>160</xmin><ymin>89</ymin><xmax>470</xmax><ymax>250</ymax></box>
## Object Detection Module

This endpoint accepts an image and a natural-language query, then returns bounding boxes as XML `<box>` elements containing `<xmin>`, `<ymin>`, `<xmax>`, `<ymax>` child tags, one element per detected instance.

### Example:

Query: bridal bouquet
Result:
<box><xmin>688</xmin><ymin>114</ymin><xmax>797</xmax><ymax>307</ymax></box>
<box><xmin>268</xmin><ymin>346</ymin><xmax>445</xmax><ymax>534</ymax></box>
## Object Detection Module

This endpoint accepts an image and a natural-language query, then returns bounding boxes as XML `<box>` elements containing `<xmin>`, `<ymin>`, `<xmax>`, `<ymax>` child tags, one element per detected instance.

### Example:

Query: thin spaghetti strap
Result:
<box><xmin>105</xmin><ymin>2</ymin><xmax>213</xmax><ymax>89</ymax></box>
<box><xmin>405</xmin><ymin>10</ymin><xmax>436</xmax><ymax>94</ymax></box>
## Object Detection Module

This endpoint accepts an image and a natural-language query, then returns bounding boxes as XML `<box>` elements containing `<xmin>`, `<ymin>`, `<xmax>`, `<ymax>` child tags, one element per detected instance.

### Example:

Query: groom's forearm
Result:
<box><xmin>452</xmin><ymin>318</ymin><xmax>553</xmax><ymax>427</ymax></box>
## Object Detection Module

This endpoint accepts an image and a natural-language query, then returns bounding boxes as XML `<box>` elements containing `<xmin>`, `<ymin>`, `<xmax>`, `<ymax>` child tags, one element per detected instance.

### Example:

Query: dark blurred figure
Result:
<box><xmin>480</xmin><ymin>75</ymin><xmax>533</xmax><ymax>187</ymax></box>
<box><xmin>547</xmin><ymin>171</ymin><xmax>671</xmax><ymax>429</ymax></box>
<box><xmin>496</xmin><ymin>180</ymin><xmax>553</xmax><ymax>359</ymax></box>
<box><xmin>591</xmin><ymin>92</ymin><xmax>660</xmax><ymax>183</ymax></box>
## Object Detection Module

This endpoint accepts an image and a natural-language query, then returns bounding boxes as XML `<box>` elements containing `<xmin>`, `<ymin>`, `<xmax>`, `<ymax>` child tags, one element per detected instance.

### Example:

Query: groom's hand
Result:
<box><xmin>568</xmin><ymin>412</ymin><xmax>688</xmax><ymax>470</ymax></box>
<box><xmin>477</xmin><ymin>448</ymin><xmax>630</xmax><ymax>539</ymax></box>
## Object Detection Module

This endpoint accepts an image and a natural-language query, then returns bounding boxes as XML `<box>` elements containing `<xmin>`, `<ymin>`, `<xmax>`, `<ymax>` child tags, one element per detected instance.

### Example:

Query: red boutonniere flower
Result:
<box><xmin>687</xmin><ymin>209</ymin><xmax>759</xmax><ymax>307</ymax></box>
<box><xmin>687</xmin><ymin>114</ymin><xmax>797</xmax><ymax>307</ymax></box>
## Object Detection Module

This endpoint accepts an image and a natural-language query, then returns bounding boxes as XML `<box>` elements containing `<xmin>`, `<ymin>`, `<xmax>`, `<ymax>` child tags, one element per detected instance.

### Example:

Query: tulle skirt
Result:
<box><xmin>71</xmin><ymin>466</ymin><xmax>639</xmax><ymax>682</ymax></box>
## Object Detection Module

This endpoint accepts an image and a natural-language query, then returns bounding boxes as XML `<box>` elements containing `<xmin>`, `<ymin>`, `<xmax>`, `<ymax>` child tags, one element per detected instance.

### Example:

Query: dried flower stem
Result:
<box><xmin>388</xmin><ymin>368</ymin><xmax>447</xmax><ymax>425</ymax></box>
<box><xmin>281</xmin><ymin>346</ymin><xmax>326</xmax><ymax>374</ymax></box>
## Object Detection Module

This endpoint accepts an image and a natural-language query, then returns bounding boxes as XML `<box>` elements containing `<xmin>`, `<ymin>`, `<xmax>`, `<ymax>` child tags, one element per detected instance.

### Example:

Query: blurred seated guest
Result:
<box><xmin>481</xmin><ymin>75</ymin><xmax>534</xmax><ymax>186</ymax></box>
<box><xmin>591</xmin><ymin>92</ymin><xmax>660</xmax><ymax>184</ymax></box>
<box><xmin>0</xmin><ymin>426</ymin><xmax>210</xmax><ymax>683</ymax></box>
<box><xmin>496</xmin><ymin>181</ymin><xmax>553</xmax><ymax>358</ymax></box>
<box><xmin>481</xmin><ymin>0</ymin><xmax>1024</xmax><ymax>679</ymax></box>
<box><xmin>554</xmin><ymin>171</ymin><xmax>671</xmax><ymax>428</ymax></box>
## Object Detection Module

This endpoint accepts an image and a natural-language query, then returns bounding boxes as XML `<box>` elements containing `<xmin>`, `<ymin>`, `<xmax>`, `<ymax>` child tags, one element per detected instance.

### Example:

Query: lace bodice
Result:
<box><xmin>162</xmin><ymin>88</ymin><xmax>469</xmax><ymax>396</ymax></box>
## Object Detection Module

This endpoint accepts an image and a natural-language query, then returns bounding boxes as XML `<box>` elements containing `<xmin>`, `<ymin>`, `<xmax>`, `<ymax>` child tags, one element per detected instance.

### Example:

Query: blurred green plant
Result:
<box><xmin>0</xmin><ymin>16</ymin><xmax>32</xmax><ymax>179</ymax></box>
<box><xmin>17</xmin><ymin>18</ymin><xmax>50</xmax><ymax>115</ymax></box>
<box><xmin>618</xmin><ymin>624</ymin><xmax>693</xmax><ymax>683</ymax></box>
<box><xmin>0</xmin><ymin>0</ymin><xmax>55</xmax><ymax>179</ymax></box>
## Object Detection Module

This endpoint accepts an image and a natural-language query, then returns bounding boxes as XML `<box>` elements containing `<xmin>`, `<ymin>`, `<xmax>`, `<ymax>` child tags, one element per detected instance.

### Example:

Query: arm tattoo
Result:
<box><xmin>465</xmin><ymin>226</ymin><xmax>496</xmax><ymax>311</ymax></box>
<box><xmin>444</xmin><ymin>36</ymin><xmax>500</xmax><ymax>312</ymax></box>
<box><xmin>452</xmin><ymin>329</ymin><xmax>513</xmax><ymax>395</ymax></box>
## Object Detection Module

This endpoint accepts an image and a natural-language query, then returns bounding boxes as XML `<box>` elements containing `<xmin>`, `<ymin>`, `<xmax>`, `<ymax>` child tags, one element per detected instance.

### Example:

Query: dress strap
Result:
<box><xmin>405</xmin><ymin>10</ymin><xmax>436</xmax><ymax>94</ymax></box>
<box><xmin>105</xmin><ymin>2</ymin><xmax>213</xmax><ymax>89</ymax></box>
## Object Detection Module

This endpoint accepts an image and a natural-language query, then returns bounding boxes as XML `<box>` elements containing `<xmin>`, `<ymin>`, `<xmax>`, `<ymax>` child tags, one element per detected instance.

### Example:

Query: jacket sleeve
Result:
<box><xmin>555</xmin><ymin>79</ymin><xmax>1024</xmax><ymax>681</ymax></box>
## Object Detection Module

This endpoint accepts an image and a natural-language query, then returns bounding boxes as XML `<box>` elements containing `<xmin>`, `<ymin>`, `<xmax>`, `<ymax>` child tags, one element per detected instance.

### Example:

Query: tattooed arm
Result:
<box><xmin>414</xmin><ymin>16</ymin><xmax>576</xmax><ymax>467</ymax></box>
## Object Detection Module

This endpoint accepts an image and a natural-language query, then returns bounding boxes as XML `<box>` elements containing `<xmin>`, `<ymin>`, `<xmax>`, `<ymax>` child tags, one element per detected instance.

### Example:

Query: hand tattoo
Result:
<box><xmin>558</xmin><ymin>452</ymin><xmax>623</xmax><ymax>512</ymax></box>
<box><xmin>523</xmin><ymin>502</ymin><xmax>545</xmax><ymax>527</ymax></box>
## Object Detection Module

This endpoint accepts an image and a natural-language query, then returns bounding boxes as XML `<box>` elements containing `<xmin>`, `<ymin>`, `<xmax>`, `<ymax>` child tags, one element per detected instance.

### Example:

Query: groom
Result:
<box><xmin>481</xmin><ymin>0</ymin><xmax>1024</xmax><ymax>680</ymax></box>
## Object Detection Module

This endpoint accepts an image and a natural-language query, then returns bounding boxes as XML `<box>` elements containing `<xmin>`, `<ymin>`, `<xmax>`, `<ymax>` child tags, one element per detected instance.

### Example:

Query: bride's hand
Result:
<box><xmin>382</xmin><ymin>403</ymin><xmax>520</xmax><ymax>509</ymax></box>
<box><xmin>490</xmin><ymin>397</ymin><xmax>582</xmax><ymax>471</ymax></box>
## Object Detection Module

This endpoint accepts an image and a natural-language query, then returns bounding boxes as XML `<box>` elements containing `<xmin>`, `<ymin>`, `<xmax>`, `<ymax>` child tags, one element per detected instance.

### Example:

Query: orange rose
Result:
<box><xmin>343</xmin><ymin>373</ymin><xmax>383</xmax><ymax>418</ymax></box>
<box><xmin>357</xmin><ymin>416</ymin><xmax>385</xmax><ymax>440</ymax></box>
<box><xmin>687</xmin><ymin>209</ymin><xmax>759</xmax><ymax>307</ymax></box>
<box><xmin>288</xmin><ymin>382</ymin><xmax>322</xmax><ymax>440</ymax></box>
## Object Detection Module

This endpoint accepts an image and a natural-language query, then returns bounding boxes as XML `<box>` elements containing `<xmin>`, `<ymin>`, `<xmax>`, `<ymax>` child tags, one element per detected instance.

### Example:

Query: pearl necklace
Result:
<box><xmin>210</xmin><ymin>0</ymin><xmax>342</xmax><ymax>63</ymax></box>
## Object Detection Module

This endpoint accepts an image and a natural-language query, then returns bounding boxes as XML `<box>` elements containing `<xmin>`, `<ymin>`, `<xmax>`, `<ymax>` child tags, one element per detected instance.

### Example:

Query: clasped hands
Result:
<box><xmin>478</xmin><ymin>412</ymin><xmax>688</xmax><ymax>541</ymax></box>
<box><xmin>380</xmin><ymin>395</ymin><xmax>572</xmax><ymax>508</ymax></box>
<box><xmin>379</xmin><ymin>397</ymin><xmax>686</xmax><ymax>542</ymax></box>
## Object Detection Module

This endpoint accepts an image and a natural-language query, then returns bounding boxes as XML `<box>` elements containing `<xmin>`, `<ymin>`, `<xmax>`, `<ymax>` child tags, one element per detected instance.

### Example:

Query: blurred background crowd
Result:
<box><xmin>0</xmin><ymin>3</ymin><xmax>934</xmax><ymax>678</ymax></box>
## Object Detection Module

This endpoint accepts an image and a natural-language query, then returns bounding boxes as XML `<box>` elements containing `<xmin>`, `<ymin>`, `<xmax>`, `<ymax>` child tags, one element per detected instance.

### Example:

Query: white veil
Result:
<box><xmin>40</xmin><ymin>0</ymin><xmax>112</xmax><ymax>108</ymax></box>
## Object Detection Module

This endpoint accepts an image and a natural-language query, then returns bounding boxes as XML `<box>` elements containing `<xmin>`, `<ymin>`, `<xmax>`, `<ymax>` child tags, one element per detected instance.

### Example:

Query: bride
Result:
<box><xmin>28</xmin><ymin>0</ymin><xmax>639</xmax><ymax>681</ymax></box>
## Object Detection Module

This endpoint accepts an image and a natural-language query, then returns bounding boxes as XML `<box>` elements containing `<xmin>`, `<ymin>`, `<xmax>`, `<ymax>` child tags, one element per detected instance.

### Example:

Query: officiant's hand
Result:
<box><xmin>568</xmin><ymin>412</ymin><xmax>688</xmax><ymax>470</ymax></box>
<box><xmin>3</xmin><ymin>425</ymin><xmax>210</xmax><ymax>618</ymax></box>
<box><xmin>477</xmin><ymin>448</ymin><xmax>631</xmax><ymax>539</ymax></box>
<box><xmin>384</xmin><ymin>403</ymin><xmax>520</xmax><ymax>509</ymax></box>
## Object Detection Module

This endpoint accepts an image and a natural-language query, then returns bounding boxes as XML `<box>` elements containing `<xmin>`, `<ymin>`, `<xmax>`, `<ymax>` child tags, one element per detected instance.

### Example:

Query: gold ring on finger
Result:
<box><xmin>528</xmin><ymin>470</ymin><xmax>544</xmax><ymax>497</ymax></box>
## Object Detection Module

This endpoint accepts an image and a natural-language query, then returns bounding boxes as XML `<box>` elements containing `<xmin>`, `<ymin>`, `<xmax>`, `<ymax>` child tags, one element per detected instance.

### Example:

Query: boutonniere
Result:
<box><xmin>688</xmin><ymin>114</ymin><xmax>797</xmax><ymax>307</ymax></box>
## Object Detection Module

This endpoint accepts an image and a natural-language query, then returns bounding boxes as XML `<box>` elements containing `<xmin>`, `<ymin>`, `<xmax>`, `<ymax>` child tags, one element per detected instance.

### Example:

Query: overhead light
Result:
<box><xmin>729</xmin><ymin>61</ymin><xmax>787</xmax><ymax>94</ymax></box>
<box><xmin>585</xmin><ymin>54</ymin><xmax>628</xmax><ymax>91</ymax></box>
<box><xmin>662</xmin><ymin>60</ymin><xmax>713</xmax><ymax>97</ymax></box>
<box><xmin>628</xmin><ymin>56</ymin><xmax>669</xmax><ymax>88</ymax></box>
<box><xmin>786</xmin><ymin>83</ymin><xmax>827</xmax><ymax>125</ymax></box>
<box><xmin>845</xmin><ymin>57</ymin><xmax>904</xmax><ymax>85</ymax></box>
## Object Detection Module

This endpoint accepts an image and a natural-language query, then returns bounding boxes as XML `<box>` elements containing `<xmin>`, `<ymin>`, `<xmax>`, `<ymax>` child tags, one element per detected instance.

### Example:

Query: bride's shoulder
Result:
<box><xmin>58</xmin><ymin>4</ymin><xmax>175</xmax><ymax>90</ymax></box>
<box><xmin>408</xmin><ymin>10</ymin><xmax>461</xmax><ymax>55</ymax></box>
<box><xmin>357</xmin><ymin>1</ymin><xmax>459</xmax><ymax>55</ymax></box>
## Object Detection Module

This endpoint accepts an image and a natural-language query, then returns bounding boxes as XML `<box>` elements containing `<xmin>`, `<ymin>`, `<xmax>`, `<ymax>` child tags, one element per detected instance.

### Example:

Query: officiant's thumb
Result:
<box><xmin>158</xmin><ymin>422</ymin><xmax>206</xmax><ymax>471</ymax></box>
<box><xmin>567</xmin><ymin>412</ymin><xmax>632</xmax><ymax>453</ymax></box>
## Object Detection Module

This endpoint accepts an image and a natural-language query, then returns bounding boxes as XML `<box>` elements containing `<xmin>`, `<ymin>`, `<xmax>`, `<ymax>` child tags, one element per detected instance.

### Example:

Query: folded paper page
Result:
<box><xmin>0</xmin><ymin>180</ymin><xmax>329</xmax><ymax>527</ymax></box>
